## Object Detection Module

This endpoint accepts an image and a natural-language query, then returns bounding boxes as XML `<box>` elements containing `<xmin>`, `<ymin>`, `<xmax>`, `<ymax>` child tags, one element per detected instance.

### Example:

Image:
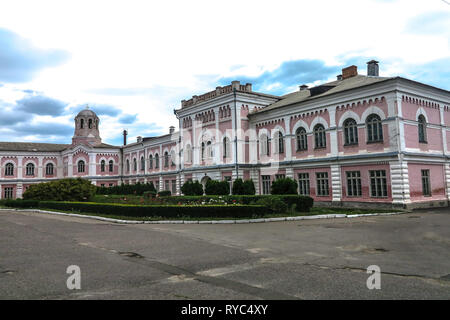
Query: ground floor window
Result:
<box><xmin>298</xmin><ymin>173</ymin><xmax>310</xmax><ymax>195</ymax></box>
<box><xmin>155</xmin><ymin>181</ymin><xmax>160</xmax><ymax>191</ymax></box>
<box><xmin>421</xmin><ymin>169</ymin><xmax>431</xmax><ymax>196</ymax></box>
<box><xmin>261</xmin><ymin>175</ymin><xmax>271</xmax><ymax>195</ymax></box>
<box><xmin>224</xmin><ymin>176</ymin><xmax>232</xmax><ymax>195</ymax></box>
<box><xmin>4</xmin><ymin>187</ymin><xmax>14</xmax><ymax>199</ymax></box>
<box><xmin>316</xmin><ymin>172</ymin><xmax>329</xmax><ymax>196</ymax></box>
<box><xmin>109</xmin><ymin>183</ymin><xmax>113</xmax><ymax>187</ymax></box>
<box><xmin>171</xmin><ymin>180</ymin><xmax>177</xmax><ymax>195</ymax></box>
<box><xmin>275</xmin><ymin>174</ymin><xmax>285</xmax><ymax>180</ymax></box>
<box><xmin>164</xmin><ymin>180</ymin><xmax>169</xmax><ymax>191</ymax></box>
<box><xmin>370</xmin><ymin>170</ymin><xmax>387</xmax><ymax>197</ymax></box>
<box><xmin>346</xmin><ymin>171</ymin><xmax>362</xmax><ymax>197</ymax></box>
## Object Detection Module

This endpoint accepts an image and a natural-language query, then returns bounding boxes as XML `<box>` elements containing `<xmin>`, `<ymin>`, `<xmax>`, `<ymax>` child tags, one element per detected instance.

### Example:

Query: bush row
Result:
<box><xmin>97</xmin><ymin>182</ymin><xmax>156</xmax><ymax>195</ymax></box>
<box><xmin>23</xmin><ymin>178</ymin><xmax>97</xmax><ymax>201</ymax></box>
<box><xmin>2</xmin><ymin>200</ymin><xmax>269</xmax><ymax>218</ymax></box>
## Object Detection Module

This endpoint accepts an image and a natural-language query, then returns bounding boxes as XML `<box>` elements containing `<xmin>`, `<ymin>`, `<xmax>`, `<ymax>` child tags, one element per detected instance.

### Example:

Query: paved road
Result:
<box><xmin>0</xmin><ymin>208</ymin><xmax>449</xmax><ymax>299</ymax></box>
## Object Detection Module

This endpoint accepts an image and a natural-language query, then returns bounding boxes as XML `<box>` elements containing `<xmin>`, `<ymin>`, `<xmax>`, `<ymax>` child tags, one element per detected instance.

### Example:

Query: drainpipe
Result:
<box><xmin>233</xmin><ymin>88</ymin><xmax>239</xmax><ymax>180</ymax></box>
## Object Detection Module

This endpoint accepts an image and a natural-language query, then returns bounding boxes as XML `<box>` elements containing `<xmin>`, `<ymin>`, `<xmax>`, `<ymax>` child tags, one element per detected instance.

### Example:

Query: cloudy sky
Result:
<box><xmin>0</xmin><ymin>0</ymin><xmax>449</xmax><ymax>146</ymax></box>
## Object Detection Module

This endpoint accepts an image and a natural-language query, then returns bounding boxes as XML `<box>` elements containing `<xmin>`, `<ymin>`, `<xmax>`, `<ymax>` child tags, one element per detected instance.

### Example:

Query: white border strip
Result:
<box><xmin>0</xmin><ymin>208</ymin><xmax>406</xmax><ymax>224</ymax></box>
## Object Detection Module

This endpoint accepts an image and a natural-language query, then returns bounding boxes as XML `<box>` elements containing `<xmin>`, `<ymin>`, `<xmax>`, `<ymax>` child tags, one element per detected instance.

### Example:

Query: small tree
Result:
<box><xmin>243</xmin><ymin>179</ymin><xmax>256</xmax><ymax>195</ymax></box>
<box><xmin>23</xmin><ymin>178</ymin><xmax>97</xmax><ymax>201</ymax></box>
<box><xmin>181</xmin><ymin>180</ymin><xmax>204</xmax><ymax>196</ymax></box>
<box><xmin>232</xmin><ymin>178</ymin><xmax>245</xmax><ymax>195</ymax></box>
<box><xmin>271</xmin><ymin>177</ymin><xmax>298</xmax><ymax>195</ymax></box>
<box><xmin>205</xmin><ymin>180</ymin><xmax>229</xmax><ymax>195</ymax></box>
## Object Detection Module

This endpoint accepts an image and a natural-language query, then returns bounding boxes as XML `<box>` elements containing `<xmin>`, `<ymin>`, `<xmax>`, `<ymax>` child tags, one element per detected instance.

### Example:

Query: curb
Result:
<box><xmin>0</xmin><ymin>208</ymin><xmax>406</xmax><ymax>224</ymax></box>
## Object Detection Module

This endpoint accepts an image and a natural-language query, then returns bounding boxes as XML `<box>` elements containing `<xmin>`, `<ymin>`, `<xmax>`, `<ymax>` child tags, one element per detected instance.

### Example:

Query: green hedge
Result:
<box><xmin>38</xmin><ymin>201</ymin><xmax>269</xmax><ymax>218</ymax></box>
<box><xmin>0</xmin><ymin>199</ymin><xmax>40</xmax><ymax>208</ymax></box>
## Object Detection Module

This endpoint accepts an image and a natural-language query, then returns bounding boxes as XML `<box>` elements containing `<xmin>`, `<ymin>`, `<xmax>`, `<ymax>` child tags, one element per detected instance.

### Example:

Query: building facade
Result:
<box><xmin>1</xmin><ymin>61</ymin><xmax>449</xmax><ymax>208</ymax></box>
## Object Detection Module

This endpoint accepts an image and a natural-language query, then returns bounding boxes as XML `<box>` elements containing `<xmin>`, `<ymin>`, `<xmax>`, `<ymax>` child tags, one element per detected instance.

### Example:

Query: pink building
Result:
<box><xmin>1</xmin><ymin>61</ymin><xmax>449</xmax><ymax>209</ymax></box>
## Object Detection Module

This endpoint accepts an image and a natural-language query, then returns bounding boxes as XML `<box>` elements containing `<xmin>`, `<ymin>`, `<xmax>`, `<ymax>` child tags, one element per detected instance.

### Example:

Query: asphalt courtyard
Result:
<box><xmin>0</xmin><ymin>208</ymin><xmax>449</xmax><ymax>299</ymax></box>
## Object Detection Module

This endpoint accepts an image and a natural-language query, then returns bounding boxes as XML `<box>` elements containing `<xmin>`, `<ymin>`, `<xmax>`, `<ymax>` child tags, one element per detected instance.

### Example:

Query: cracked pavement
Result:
<box><xmin>0</xmin><ymin>208</ymin><xmax>449</xmax><ymax>299</ymax></box>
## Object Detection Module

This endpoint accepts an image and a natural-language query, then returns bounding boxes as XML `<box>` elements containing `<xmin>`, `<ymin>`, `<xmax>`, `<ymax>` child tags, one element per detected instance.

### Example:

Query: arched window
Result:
<box><xmin>418</xmin><ymin>115</ymin><xmax>427</xmax><ymax>143</ymax></box>
<box><xmin>140</xmin><ymin>156</ymin><xmax>145</xmax><ymax>171</ymax></box>
<box><xmin>109</xmin><ymin>160</ymin><xmax>114</xmax><ymax>172</ymax></box>
<box><xmin>343</xmin><ymin>118</ymin><xmax>358</xmax><ymax>145</ymax></box>
<box><xmin>259</xmin><ymin>134</ymin><xmax>269</xmax><ymax>156</ymax></box>
<box><xmin>149</xmin><ymin>154</ymin><xmax>153</xmax><ymax>169</ymax></box>
<box><xmin>133</xmin><ymin>158</ymin><xmax>137</xmax><ymax>171</ymax></box>
<box><xmin>88</xmin><ymin>119</ymin><xmax>93</xmax><ymax>129</ymax></box>
<box><xmin>164</xmin><ymin>151</ymin><xmax>169</xmax><ymax>167</ymax></box>
<box><xmin>80</xmin><ymin>119</ymin><xmax>84</xmax><ymax>129</ymax></box>
<box><xmin>296</xmin><ymin>127</ymin><xmax>307</xmax><ymax>151</ymax></box>
<box><xmin>126</xmin><ymin>159</ymin><xmax>130</xmax><ymax>173</ymax></box>
<box><xmin>170</xmin><ymin>150</ymin><xmax>176</xmax><ymax>166</ymax></box>
<box><xmin>185</xmin><ymin>145</ymin><xmax>192</xmax><ymax>163</ymax></box>
<box><xmin>155</xmin><ymin>153</ymin><xmax>159</xmax><ymax>168</ymax></box>
<box><xmin>5</xmin><ymin>163</ymin><xmax>14</xmax><ymax>176</ymax></box>
<box><xmin>314</xmin><ymin>124</ymin><xmax>326</xmax><ymax>148</ymax></box>
<box><xmin>100</xmin><ymin>160</ymin><xmax>106</xmax><ymax>172</ymax></box>
<box><xmin>201</xmin><ymin>142</ymin><xmax>205</xmax><ymax>161</ymax></box>
<box><xmin>46</xmin><ymin>163</ymin><xmax>54</xmax><ymax>175</ymax></box>
<box><xmin>366</xmin><ymin>114</ymin><xmax>383</xmax><ymax>142</ymax></box>
<box><xmin>78</xmin><ymin>160</ymin><xmax>85</xmax><ymax>173</ymax></box>
<box><xmin>206</xmin><ymin>141</ymin><xmax>212</xmax><ymax>158</ymax></box>
<box><xmin>274</xmin><ymin>131</ymin><xmax>284</xmax><ymax>154</ymax></box>
<box><xmin>26</xmin><ymin>163</ymin><xmax>35</xmax><ymax>176</ymax></box>
<box><xmin>223</xmin><ymin>137</ymin><xmax>230</xmax><ymax>158</ymax></box>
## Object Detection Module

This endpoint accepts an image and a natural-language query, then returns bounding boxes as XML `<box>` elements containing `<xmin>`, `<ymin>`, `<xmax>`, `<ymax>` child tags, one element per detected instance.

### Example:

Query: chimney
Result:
<box><xmin>123</xmin><ymin>130</ymin><xmax>127</xmax><ymax>145</ymax></box>
<box><xmin>169</xmin><ymin>126</ymin><xmax>175</xmax><ymax>134</ymax></box>
<box><xmin>299</xmin><ymin>84</ymin><xmax>309</xmax><ymax>91</ymax></box>
<box><xmin>137</xmin><ymin>136</ymin><xmax>142</xmax><ymax>143</ymax></box>
<box><xmin>231</xmin><ymin>80</ymin><xmax>240</xmax><ymax>90</ymax></box>
<box><xmin>336</xmin><ymin>74</ymin><xmax>343</xmax><ymax>81</ymax></box>
<box><xmin>342</xmin><ymin>65</ymin><xmax>358</xmax><ymax>79</ymax></box>
<box><xmin>367</xmin><ymin>60</ymin><xmax>379</xmax><ymax>76</ymax></box>
<box><xmin>245</xmin><ymin>83</ymin><xmax>252</xmax><ymax>92</ymax></box>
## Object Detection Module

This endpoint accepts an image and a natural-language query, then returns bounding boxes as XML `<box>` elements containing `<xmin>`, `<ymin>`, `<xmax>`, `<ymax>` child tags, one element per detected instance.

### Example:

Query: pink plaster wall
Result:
<box><xmin>408</xmin><ymin>163</ymin><xmax>446</xmax><ymax>201</ymax></box>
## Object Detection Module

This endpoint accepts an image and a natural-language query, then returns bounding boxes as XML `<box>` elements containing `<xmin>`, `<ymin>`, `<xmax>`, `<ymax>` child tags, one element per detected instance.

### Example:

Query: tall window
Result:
<box><xmin>88</xmin><ymin>119</ymin><xmax>93</xmax><ymax>129</ymax></box>
<box><xmin>170</xmin><ymin>150</ymin><xmax>176</xmax><ymax>167</ymax></box>
<box><xmin>259</xmin><ymin>134</ymin><xmax>269</xmax><ymax>156</ymax></box>
<box><xmin>314</xmin><ymin>124</ymin><xmax>326</xmax><ymax>149</ymax></box>
<box><xmin>126</xmin><ymin>159</ymin><xmax>130</xmax><ymax>173</ymax></box>
<box><xmin>223</xmin><ymin>137</ymin><xmax>230</xmax><ymax>158</ymax></box>
<box><xmin>149</xmin><ymin>155</ymin><xmax>153</xmax><ymax>169</ymax></box>
<box><xmin>46</xmin><ymin>163</ymin><xmax>54</xmax><ymax>175</ymax></box>
<box><xmin>418</xmin><ymin>115</ymin><xmax>427</xmax><ymax>143</ymax></box>
<box><xmin>164</xmin><ymin>151</ymin><xmax>169</xmax><ymax>167</ymax></box>
<box><xmin>261</xmin><ymin>175</ymin><xmax>271</xmax><ymax>195</ymax></box>
<box><xmin>133</xmin><ymin>158</ymin><xmax>137</xmax><ymax>171</ymax></box>
<box><xmin>366</xmin><ymin>114</ymin><xmax>383</xmax><ymax>142</ymax></box>
<box><xmin>109</xmin><ymin>160</ymin><xmax>113</xmax><ymax>172</ymax></box>
<box><xmin>5</xmin><ymin>163</ymin><xmax>14</xmax><ymax>176</ymax></box>
<box><xmin>140</xmin><ymin>156</ymin><xmax>145</xmax><ymax>171</ymax></box>
<box><xmin>80</xmin><ymin>119</ymin><xmax>84</xmax><ymax>129</ymax></box>
<box><xmin>4</xmin><ymin>187</ymin><xmax>14</xmax><ymax>199</ymax></box>
<box><xmin>316</xmin><ymin>172</ymin><xmax>329</xmax><ymax>196</ymax></box>
<box><xmin>421</xmin><ymin>169</ymin><xmax>431</xmax><ymax>196</ymax></box>
<box><xmin>296</xmin><ymin>127</ymin><xmax>307</xmax><ymax>151</ymax></box>
<box><xmin>346</xmin><ymin>171</ymin><xmax>362</xmax><ymax>196</ymax></box>
<box><xmin>78</xmin><ymin>160</ymin><xmax>85</xmax><ymax>173</ymax></box>
<box><xmin>155</xmin><ymin>154</ymin><xmax>159</xmax><ymax>168</ymax></box>
<box><xmin>201</xmin><ymin>142</ymin><xmax>205</xmax><ymax>161</ymax></box>
<box><xmin>171</xmin><ymin>180</ymin><xmax>177</xmax><ymax>195</ymax></box>
<box><xmin>298</xmin><ymin>173</ymin><xmax>310</xmax><ymax>195</ymax></box>
<box><xmin>26</xmin><ymin>163</ymin><xmax>35</xmax><ymax>176</ymax></box>
<box><xmin>206</xmin><ymin>141</ymin><xmax>212</xmax><ymax>158</ymax></box>
<box><xmin>185</xmin><ymin>145</ymin><xmax>192</xmax><ymax>163</ymax></box>
<box><xmin>370</xmin><ymin>170</ymin><xmax>387</xmax><ymax>197</ymax></box>
<box><xmin>100</xmin><ymin>160</ymin><xmax>105</xmax><ymax>172</ymax></box>
<box><xmin>274</xmin><ymin>131</ymin><xmax>284</xmax><ymax>154</ymax></box>
<box><xmin>343</xmin><ymin>118</ymin><xmax>358</xmax><ymax>145</ymax></box>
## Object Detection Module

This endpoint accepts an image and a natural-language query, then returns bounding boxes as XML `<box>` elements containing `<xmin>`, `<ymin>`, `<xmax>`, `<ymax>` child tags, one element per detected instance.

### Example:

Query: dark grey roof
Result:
<box><xmin>0</xmin><ymin>142</ymin><xmax>70</xmax><ymax>152</ymax></box>
<box><xmin>251</xmin><ymin>75</ymin><xmax>393</xmax><ymax>114</ymax></box>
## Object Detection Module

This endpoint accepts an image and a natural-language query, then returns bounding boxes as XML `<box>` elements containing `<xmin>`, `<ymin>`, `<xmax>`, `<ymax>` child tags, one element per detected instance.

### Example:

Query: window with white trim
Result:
<box><xmin>369</xmin><ymin>170</ymin><xmax>387</xmax><ymax>197</ymax></box>
<box><xmin>26</xmin><ymin>163</ymin><xmax>35</xmax><ymax>176</ymax></box>
<box><xmin>343</xmin><ymin>118</ymin><xmax>358</xmax><ymax>145</ymax></box>
<box><xmin>46</xmin><ymin>163</ymin><xmax>54</xmax><ymax>175</ymax></box>
<box><xmin>421</xmin><ymin>169</ymin><xmax>431</xmax><ymax>196</ymax></box>
<box><xmin>5</xmin><ymin>163</ymin><xmax>14</xmax><ymax>176</ymax></box>
<box><xmin>314</xmin><ymin>124</ymin><xmax>326</xmax><ymax>149</ymax></box>
<box><xmin>298</xmin><ymin>173</ymin><xmax>310</xmax><ymax>195</ymax></box>
<box><xmin>316</xmin><ymin>172</ymin><xmax>329</xmax><ymax>196</ymax></box>
<box><xmin>296</xmin><ymin>127</ymin><xmax>307</xmax><ymax>151</ymax></box>
<box><xmin>366</xmin><ymin>114</ymin><xmax>383</xmax><ymax>142</ymax></box>
<box><xmin>261</xmin><ymin>175</ymin><xmax>271</xmax><ymax>195</ymax></box>
<box><xmin>346</xmin><ymin>171</ymin><xmax>362</xmax><ymax>196</ymax></box>
<box><xmin>418</xmin><ymin>115</ymin><xmax>427</xmax><ymax>143</ymax></box>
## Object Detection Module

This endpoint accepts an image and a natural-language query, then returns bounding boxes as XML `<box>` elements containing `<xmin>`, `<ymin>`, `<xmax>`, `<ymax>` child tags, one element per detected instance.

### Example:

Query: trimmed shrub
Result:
<box><xmin>243</xmin><ymin>179</ymin><xmax>256</xmax><ymax>195</ymax></box>
<box><xmin>181</xmin><ymin>180</ymin><xmax>204</xmax><ymax>196</ymax></box>
<box><xmin>232</xmin><ymin>178</ymin><xmax>245</xmax><ymax>195</ymax></box>
<box><xmin>271</xmin><ymin>177</ymin><xmax>298</xmax><ymax>195</ymax></box>
<box><xmin>38</xmin><ymin>201</ymin><xmax>269</xmax><ymax>218</ymax></box>
<box><xmin>157</xmin><ymin>190</ymin><xmax>171</xmax><ymax>197</ymax></box>
<box><xmin>143</xmin><ymin>190</ymin><xmax>157</xmax><ymax>198</ymax></box>
<box><xmin>97</xmin><ymin>182</ymin><xmax>156</xmax><ymax>196</ymax></box>
<box><xmin>23</xmin><ymin>178</ymin><xmax>97</xmax><ymax>201</ymax></box>
<box><xmin>2</xmin><ymin>199</ymin><xmax>39</xmax><ymax>208</ymax></box>
<box><xmin>205</xmin><ymin>180</ymin><xmax>229</xmax><ymax>195</ymax></box>
<box><xmin>256</xmin><ymin>197</ymin><xmax>287</xmax><ymax>213</ymax></box>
